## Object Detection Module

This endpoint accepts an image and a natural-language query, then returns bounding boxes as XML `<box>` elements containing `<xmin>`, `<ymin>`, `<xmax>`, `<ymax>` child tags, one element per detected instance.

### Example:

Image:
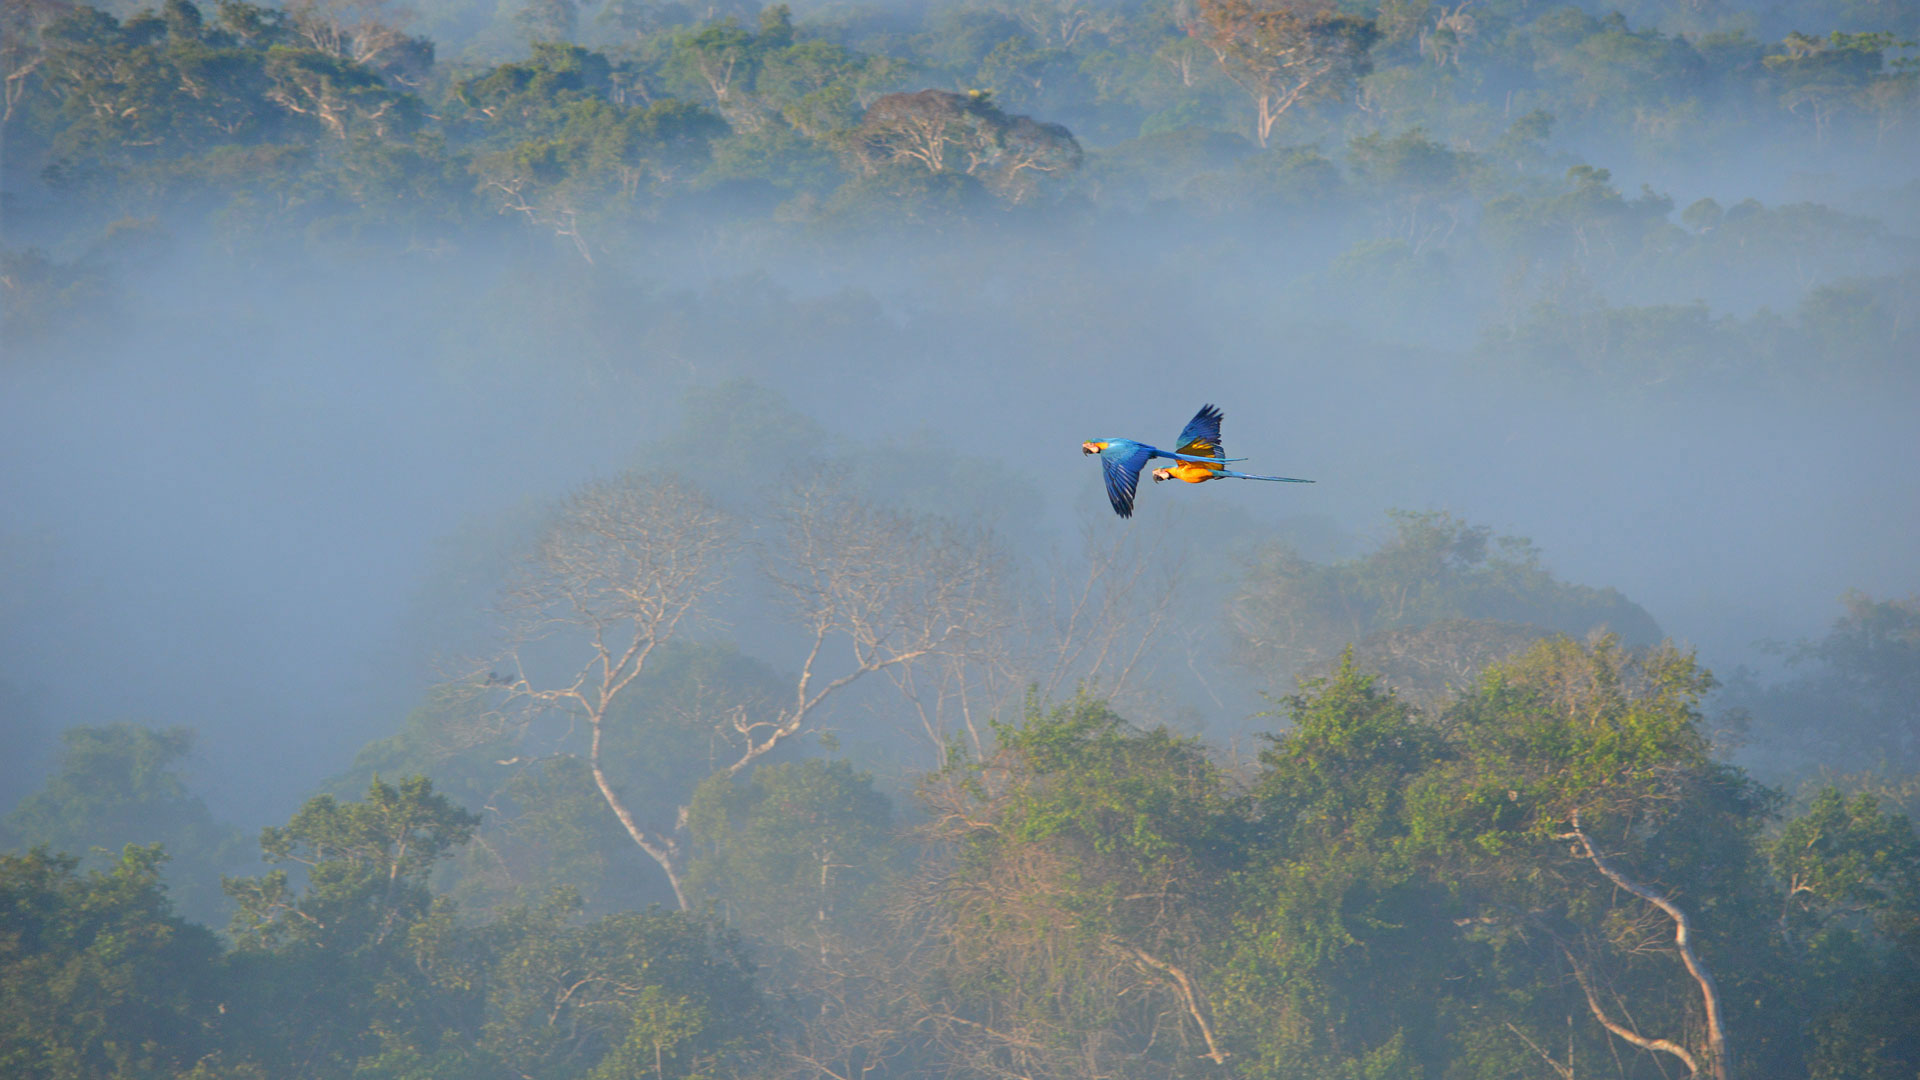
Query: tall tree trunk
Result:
<box><xmin>591</xmin><ymin>715</ymin><xmax>688</xmax><ymax>909</ymax></box>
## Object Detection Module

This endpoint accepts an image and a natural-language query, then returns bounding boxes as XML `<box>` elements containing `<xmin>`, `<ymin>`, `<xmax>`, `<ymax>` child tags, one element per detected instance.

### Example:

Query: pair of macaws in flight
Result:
<box><xmin>1081</xmin><ymin>404</ymin><xmax>1311</xmax><ymax>518</ymax></box>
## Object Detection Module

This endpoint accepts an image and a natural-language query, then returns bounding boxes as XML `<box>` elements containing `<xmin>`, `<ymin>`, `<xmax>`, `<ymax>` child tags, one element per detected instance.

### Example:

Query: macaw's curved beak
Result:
<box><xmin>1082</xmin><ymin>441</ymin><xmax>1103</xmax><ymax>455</ymax></box>
<box><xmin>1151</xmin><ymin>468</ymin><xmax>1172</xmax><ymax>482</ymax></box>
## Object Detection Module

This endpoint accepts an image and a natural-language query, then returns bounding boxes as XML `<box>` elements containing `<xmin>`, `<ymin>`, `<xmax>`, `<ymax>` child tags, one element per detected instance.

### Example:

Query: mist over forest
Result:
<box><xmin>2</xmin><ymin>0</ymin><xmax>1918</xmax><ymax>1074</ymax></box>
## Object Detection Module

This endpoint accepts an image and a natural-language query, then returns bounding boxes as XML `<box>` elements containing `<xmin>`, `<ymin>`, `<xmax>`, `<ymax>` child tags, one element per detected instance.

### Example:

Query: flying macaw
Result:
<box><xmin>1148</xmin><ymin>403</ymin><xmax>1314</xmax><ymax>489</ymax></box>
<box><xmin>1082</xmin><ymin>404</ymin><xmax>1249</xmax><ymax>518</ymax></box>
<box><xmin>1152</xmin><ymin>462</ymin><xmax>1315</xmax><ymax>485</ymax></box>
<box><xmin>1147</xmin><ymin>403</ymin><xmax>1312</xmax><ymax>488</ymax></box>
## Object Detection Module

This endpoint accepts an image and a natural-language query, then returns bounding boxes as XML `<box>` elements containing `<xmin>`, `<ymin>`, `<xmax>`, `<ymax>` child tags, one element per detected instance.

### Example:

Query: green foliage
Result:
<box><xmin>227</xmin><ymin>774</ymin><xmax>478</xmax><ymax>951</ymax></box>
<box><xmin>1420</xmin><ymin>636</ymin><xmax>1726</xmax><ymax>846</ymax></box>
<box><xmin>989</xmin><ymin>694</ymin><xmax>1231</xmax><ymax>880</ymax></box>
<box><xmin>5</xmin><ymin>644</ymin><xmax>1918</xmax><ymax>1080</ymax></box>
<box><xmin>6</xmin><ymin>0</ymin><xmax>1920</xmax><ymax>1070</ymax></box>
<box><xmin>912</xmin><ymin>693</ymin><xmax>1242</xmax><ymax>1077</ymax></box>
<box><xmin>1774</xmin><ymin>787</ymin><xmax>1920</xmax><ymax>941</ymax></box>
<box><xmin>478</xmin><ymin>893</ymin><xmax>762</xmax><ymax>1080</ymax></box>
<box><xmin>1230</xmin><ymin>510</ymin><xmax>1660</xmax><ymax>685</ymax></box>
<box><xmin>1735</xmin><ymin>592</ymin><xmax>1920</xmax><ymax>783</ymax></box>
<box><xmin>0</xmin><ymin>846</ymin><xmax>224</xmax><ymax>1080</ymax></box>
<box><xmin>1772</xmin><ymin>787</ymin><xmax>1920</xmax><ymax>1079</ymax></box>
<box><xmin>1</xmin><ymin>725</ymin><xmax>245</xmax><ymax>925</ymax></box>
<box><xmin>684</xmin><ymin>758</ymin><xmax>895</xmax><ymax>945</ymax></box>
<box><xmin>1255</xmin><ymin>653</ymin><xmax>1443</xmax><ymax>850</ymax></box>
<box><xmin>1221</xmin><ymin>659</ymin><xmax>1450</xmax><ymax>1076</ymax></box>
<box><xmin>5</xmin><ymin>0</ymin><xmax>1917</xmax><ymax>342</ymax></box>
<box><xmin>216</xmin><ymin>777</ymin><xmax>485</xmax><ymax>1078</ymax></box>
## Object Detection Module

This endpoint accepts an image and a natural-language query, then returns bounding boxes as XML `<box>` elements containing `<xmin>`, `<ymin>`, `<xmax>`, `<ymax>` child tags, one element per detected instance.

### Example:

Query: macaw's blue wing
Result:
<box><xmin>1174</xmin><ymin>404</ymin><xmax>1225</xmax><ymax>459</ymax></box>
<box><xmin>1165</xmin><ymin>448</ymin><xmax>1247</xmax><ymax>464</ymax></box>
<box><xmin>1099</xmin><ymin>443</ymin><xmax>1157</xmax><ymax>518</ymax></box>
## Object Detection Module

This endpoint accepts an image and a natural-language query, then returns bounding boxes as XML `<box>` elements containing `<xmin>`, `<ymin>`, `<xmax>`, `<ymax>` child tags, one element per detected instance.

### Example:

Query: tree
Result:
<box><xmin>1421</xmin><ymin>638</ymin><xmax>1765</xmax><ymax>1080</ymax></box>
<box><xmin>913</xmin><ymin>694</ymin><xmax>1240</xmax><ymax>1078</ymax></box>
<box><xmin>1772</xmin><ymin>787</ymin><xmax>1920</xmax><ymax>947</ymax></box>
<box><xmin>1229</xmin><ymin>510</ymin><xmax>1660</xmax><ymax>686</ymax></box>
<box><xmin>28</xmin><ymin>2</ymin><xmax>291</xmax><ymax>172</ymax></box>
<box><xmin>516</xmin><ymin>0</ymin><xmax>578</xmax><ymax>45</ymax></box>
<box><xmin>1346</xmin><ymin>127</ymin><xmax>1469</xmax><ymax>253</ymax></box>
<box><xmin>1217</xmin><ymin>654</ymin><xmax>1451</xmax><ymax>1076</ymax></box>
<box><xmin>747</xmin><ymin>481</ymin><xmax>1005</xmax><ymax>775</ymax></box>
<box><xmin>493</xmin><ymin>476</ymin><xmax>737</xmax><ymax>909</ymax></box>
<box><xmin>1</xmin><ymin>0</ymin><xmax>71</xmax><ymax>127</ymax></box>
<box><xmin>221</xmin><ymin>775</ymin><xmax>482</xmax><ymax>1078</ymax></box>
<box><xmin>1</xmin><ymin>724</ymin><xmax>246</xmax><ymax>925</ymax></box>
<box><xmin>755</xmin><ymin>39</ymin><xmax>870</xmax><ymax>138</ymax></box>
<box><xmin>262</xmin><ymin>43</ymin><xmax>417</xmax><ymax>141</ymax></box>
<box><xmin>1733</xmin><ymin>592</ymin><xmax>1920</xmax><ymax>783</ymax></box>
<box><xmin>491</xmin><ymin>474</ymin><xmax>994</xmax><ymax>911</ymax></box>
<box><xmin>1186</xmin><ymin>0</ymin><xmax>1378</xmax><ymax>146</ymax></box>
<box><xmin>991</xmin><ymin>0</ymin><xmax>1116</xmax><ymax>50</ymax></box>
<box><xmin>665</xmin><ymin>16</ymin><xmax>757</xmax><ymax>116</ymax></box>
<box><xmin>1787</xmin><ymin>592</ymin><xmax>1920</xmax><ymax>775</ymax></box>
<box><xmin>279</xmin><ymin>0</ymin><xmax>431</xmax><ymax>83</ymax></box>
<box><xmin>1764</xmin><ymin>31</ymin><xmax>1911</xmax><ymax>148</ymax></box>
<box><xmin>850</xmin><ymin>89</ymin><xmax>1081</xmax><ymax>202</ymax></box>
<box><xmin>683</xmin><ymin>758</ymin><xmax>896</xmax><ymax>949</ymax></box>
<box><xmin>478</xmin><ymin>892</ymin><xmax>764</xmax><ymax>1080</ymax></box>
<box><xmin>459</xmin><ymin>47</ymin><xmax>727</xmax><ymax>258</ymax></box>
<box><xmin>0</xmin><ymin>846</ymin><xmax>225</xmax><ymax>1080</ymax></box>
<box><xmin>226</xmin><ymin>774</ymin><xmax>479</xmax><ymax>953</ymax></box>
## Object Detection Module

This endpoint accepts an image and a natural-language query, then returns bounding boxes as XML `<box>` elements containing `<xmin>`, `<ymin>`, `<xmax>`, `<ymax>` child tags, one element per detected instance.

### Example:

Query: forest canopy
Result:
<box><xmin>4</xmin><ymin>0</ymin><xmax>1919</xmax><ymax>1076</ymax></box>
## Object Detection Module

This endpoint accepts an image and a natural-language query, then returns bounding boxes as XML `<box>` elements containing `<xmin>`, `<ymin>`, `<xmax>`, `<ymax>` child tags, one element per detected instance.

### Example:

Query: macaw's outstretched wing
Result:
<box><xmin>1218</xmin><ymin>469</ymin><xmax>1315</xmax><ymax>483</ymax></box>
<box><xmin>1174</xmin><ymin>403</ymin><xmax>1225</xmax><ymax>459</ymax></box>
<box><xmin>1099</xmin><ymin>443</ymin><xmax>1157</xmax><ymax>518</ymax></box>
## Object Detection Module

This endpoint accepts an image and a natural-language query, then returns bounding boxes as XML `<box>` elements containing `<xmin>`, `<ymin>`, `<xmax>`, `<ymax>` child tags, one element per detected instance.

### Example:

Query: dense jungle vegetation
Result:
<box><xmin>5</xmin><ymin>0</ymin><xmax>1920</xmax><ymax>353</ymax></box>
<box><xmin>4</xmin><ymin>0</ymin><xmax>1919</xmax><ymax>1076</ymax></box>
<box><xmin>3</xmin><ymin>487</ymin><xmax>1917</xmax><ymax>1079</ymax></box>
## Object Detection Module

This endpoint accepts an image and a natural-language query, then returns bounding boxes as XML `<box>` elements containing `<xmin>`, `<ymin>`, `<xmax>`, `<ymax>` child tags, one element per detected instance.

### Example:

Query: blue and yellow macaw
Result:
<box><xmin>1149</xmin><ymin>403</ymin><xmax>1312</xmax><ymax>488</ymax></box>
<box><xmin>1152</xmin><ymin>461</ymin><xmax>1314</xmax><ymax>485</ymax></box>
<box><xmin>1082</xmin><ymin>404</ymin><xmax>1250</xmax><ymax>518</ymax></box>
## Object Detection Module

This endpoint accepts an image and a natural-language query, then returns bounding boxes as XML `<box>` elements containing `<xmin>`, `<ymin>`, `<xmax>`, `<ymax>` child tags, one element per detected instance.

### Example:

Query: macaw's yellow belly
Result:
<box><xmin>1164</xmin><ymin>460</ymin><xmax>1221</xmax><ymax>483</ymax></box>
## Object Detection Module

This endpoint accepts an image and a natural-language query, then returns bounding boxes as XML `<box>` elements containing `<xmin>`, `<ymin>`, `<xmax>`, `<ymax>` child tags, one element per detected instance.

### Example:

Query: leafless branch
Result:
<box><xmin>1560</xmin><ymin>809</ymin><xmax>1729</xmax><ymax>1080</ymax></box>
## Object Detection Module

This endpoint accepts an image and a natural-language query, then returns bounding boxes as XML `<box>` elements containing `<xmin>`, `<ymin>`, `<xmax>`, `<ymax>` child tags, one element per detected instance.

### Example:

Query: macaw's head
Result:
<box><xmin>1151</xmin><ymin>467</ymin><xmax>1174</xmax><ymax>483</ymax></box>
<box><xmin>1082</xmin><ymin>441</ymin><xmax>1107</xmax><ymax>456</ymax></box>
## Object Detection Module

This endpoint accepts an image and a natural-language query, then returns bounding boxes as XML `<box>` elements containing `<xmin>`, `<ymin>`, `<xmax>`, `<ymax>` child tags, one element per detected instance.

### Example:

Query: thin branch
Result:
<box><xmin>1562</xmin><ymin>946</ymin><xmax>1698</xmax><ymax>1077</ymax></box>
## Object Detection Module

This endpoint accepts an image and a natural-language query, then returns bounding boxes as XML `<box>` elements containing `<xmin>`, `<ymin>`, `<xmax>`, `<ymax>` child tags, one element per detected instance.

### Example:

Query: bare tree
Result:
<box><xmin>494</xmin><ymin>475</ymin><xmax>737</xmax><ymax>909</ymax></box>
<box><xmin>753</xmin><ymin>482</ymin><xmax>1001</xmax><ymax>773</ymax></box>
<box><xmin>1032</xmin><ymin>516</ymin><xmax>1187</xmax><ymax>707</ymax></box>
<box><xmin>894</xmin><ymin>642</ymin><xmax>1020</xmax><ymax>768</ymax></box>
<box><xmin>485</xmin><ymin>476</ymin><xmax>1007</xmax><ymax>912</ymax></box>
<box><xmin>873</xmin><ymin>511</ymin><xmax>1191</xmax><ymax>770</ymax></box>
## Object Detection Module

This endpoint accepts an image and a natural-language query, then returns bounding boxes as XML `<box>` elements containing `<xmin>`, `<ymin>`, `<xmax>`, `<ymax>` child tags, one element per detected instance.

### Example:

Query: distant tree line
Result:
<box><xmin>6</xmin><ymin>0</ymin><xmax>1917</xmax><ymax>395</ymax></box>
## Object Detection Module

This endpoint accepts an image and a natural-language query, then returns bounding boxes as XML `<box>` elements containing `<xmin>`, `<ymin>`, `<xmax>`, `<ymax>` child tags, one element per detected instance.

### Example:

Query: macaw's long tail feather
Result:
<box><xmin>1222</xmin><ymin>471</ymin><xmax>1314</xmax><ymax>483</ymax></box>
